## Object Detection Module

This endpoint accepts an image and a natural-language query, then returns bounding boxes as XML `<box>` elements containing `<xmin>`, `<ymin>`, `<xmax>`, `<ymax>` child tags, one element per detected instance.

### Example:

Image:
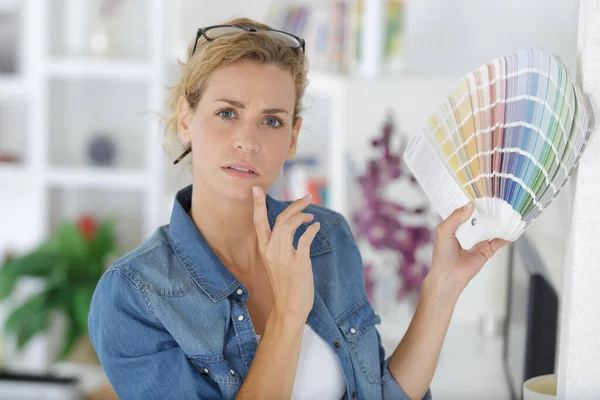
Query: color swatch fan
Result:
<box><xmin>404</xmin><ymin>48</ymin><xmax>594</xmax><ymax>250</ymax></box>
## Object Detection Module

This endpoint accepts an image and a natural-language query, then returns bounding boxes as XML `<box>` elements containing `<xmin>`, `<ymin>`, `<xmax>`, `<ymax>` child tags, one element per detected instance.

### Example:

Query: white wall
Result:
<box><xmin>404</xmin><ymin>0</ymin><xmax>579</xmax><ymax>79</ymax></box>
<box><xmin>558</xmin><ymin>0</ymin><xmax>600</xmax><ymax>396</ymax></box>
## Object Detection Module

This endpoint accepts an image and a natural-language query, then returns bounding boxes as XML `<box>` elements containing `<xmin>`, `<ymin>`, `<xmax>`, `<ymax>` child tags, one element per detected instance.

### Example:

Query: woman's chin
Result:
<box><xmin>219</xmin><ymin>181</ymin><xmax>261</xmax><ymax>202</ymax></box>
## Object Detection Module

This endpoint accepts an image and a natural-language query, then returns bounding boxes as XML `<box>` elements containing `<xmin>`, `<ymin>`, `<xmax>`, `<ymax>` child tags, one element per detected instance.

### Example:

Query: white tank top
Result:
<box><xmin>256</xmin><ymin>324</ymin><xmax>347</xmax><ymax>399</ymax></box>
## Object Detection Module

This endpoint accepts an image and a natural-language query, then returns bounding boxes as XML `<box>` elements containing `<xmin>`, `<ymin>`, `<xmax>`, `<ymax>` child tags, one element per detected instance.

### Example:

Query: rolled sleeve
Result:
<box><xmin>88</xmin><ymin>266</ymin><xmax>222</xmax><ymax>399</ymax></box>
<box><xmin>377</xmin><ymin>330</ymin><xmax>433</xmax><ymax>400</ymax></box>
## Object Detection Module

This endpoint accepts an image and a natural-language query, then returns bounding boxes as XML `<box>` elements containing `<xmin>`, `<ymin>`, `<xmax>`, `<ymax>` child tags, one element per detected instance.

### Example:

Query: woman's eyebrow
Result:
<box><xmin>215</xmin><ymin>99</ymin><xmax>245</xmax><ymax>108</ymax></box>
<box><xmin>262</xmin><ymin>107</ymin><xmax>288</xmax><ymax>114</ymax></box>
<box><xmin>215</xmin><ymin>99</ymin><xmax>289</xmax><ymax>114</ymax></box>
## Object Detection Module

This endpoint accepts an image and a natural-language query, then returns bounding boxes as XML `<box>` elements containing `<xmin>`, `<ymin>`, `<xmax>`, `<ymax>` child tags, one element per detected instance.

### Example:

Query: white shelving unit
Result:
<box><xmin>47</xmin><ymin>58</ymin><xmax>154</xmax><ymax>81</ymax></box>
<box><xmin>0</xmin><ymin>0</ymin><xmax>170</xmax><ymax>373</ymax></box>
<box><xmin>39</xmin><ymin>0</ymin><xmax>167</xmax><ymax>242</ymax></box>
<box><xmin>0</xmin><ymin>76</ymin><xmax>26</xmax><ymax>99</ymax></box>
<box><xmin>301</xmin><ymin>71</ymin><xmax>455</xmax><ymax>218</ymax></box>
<box><xmin>45</xmin><ymin>167</ymin><xmax>148</xmax><ymax>190</ymax></box>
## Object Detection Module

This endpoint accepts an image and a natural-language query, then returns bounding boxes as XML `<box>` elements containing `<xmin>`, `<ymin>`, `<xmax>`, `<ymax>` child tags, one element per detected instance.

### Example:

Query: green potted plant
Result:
<box><xmin>0</xmin><ymin>214</ymin><xmax>119</xmax><ymax>362</ymax></box>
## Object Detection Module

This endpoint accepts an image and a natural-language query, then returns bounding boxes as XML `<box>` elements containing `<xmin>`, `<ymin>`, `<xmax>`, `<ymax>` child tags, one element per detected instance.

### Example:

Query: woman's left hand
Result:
<box><xmin>429</xmin><ymin>202</ymin><xmax>510</xmax><ymax>295</ymax></box>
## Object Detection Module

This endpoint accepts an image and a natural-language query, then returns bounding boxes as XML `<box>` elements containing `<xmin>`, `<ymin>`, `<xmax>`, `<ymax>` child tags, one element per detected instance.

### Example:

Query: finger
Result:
<box><xmin>252</xmin><ymin>186</ymin><xmax>271</xmax><ymax>249</ymax></box>
<box><xmin>297</xmin><ymin>222</ymin><xmax>321</xmax><ymax>255</ymax></box>
<box><xmin>436</xmin><ymin>203</ymin><xmax>475</xmax><ymax>239</ymax></box>
<box><xmin>490</xmin><ymin>238</ymin><xmax>510</xmax><ymax>253</ymax></box>
<box><xmin>275</xmin><ymin>213</ymin><xmax>315</xmax><ymax>244</ymax></box>
<box><xmin>275</xmin><ymin>193</ymin><xmax>312</xmax><ymax>226</ymax></box>
<box><xmin>468</xmin><ymin>240</ymin><xmax>495</xmax><ymax>263</ymax></box>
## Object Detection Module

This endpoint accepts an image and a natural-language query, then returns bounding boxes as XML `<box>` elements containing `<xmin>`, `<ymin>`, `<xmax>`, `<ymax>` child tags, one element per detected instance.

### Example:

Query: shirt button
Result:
<box><xmin>333</xmin><ymin>341</ymin><xmax>341</xmax><ymax>349</ymax></box>
<box><xmin>238</xmin><ymin>315</ymin><xmax>244</xmax><ymax>322</ymax></box>
<box><xmin>350</xmin><ymin>328</ymin><xmax>357</xmax><ymax>334</ymax></box>
<box><xmin>352</xmin><ymin>391</ymin><xmax>357</xmax><ymax>398</ymax></box>
<box><xmin>230</xmin><ymin>369</ymin><xmax>235</xmax><ymax>375</ymax></box>
<box><xmin>236</xmin><ymin>288</ymin><xmax>243</xmax><ymax>295</ymax></box>
<box><xmin>203</xmin><ymin>368</ymin><xmax>210</xmax><ymax>374</ymax></box>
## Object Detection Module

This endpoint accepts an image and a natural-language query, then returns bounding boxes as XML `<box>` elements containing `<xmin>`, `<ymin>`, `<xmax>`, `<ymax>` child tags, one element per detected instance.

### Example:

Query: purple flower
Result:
<box><xmin>353</xmin><ymin>115</ymin><xmax>434</xmax><ymax>302</ymax></box>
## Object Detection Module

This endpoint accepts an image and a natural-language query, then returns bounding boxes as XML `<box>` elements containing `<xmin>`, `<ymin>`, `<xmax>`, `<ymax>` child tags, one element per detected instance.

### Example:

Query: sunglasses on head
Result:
<box><xmin>189</xmin><ymin>24</ymin><xmax>306</xmax><ymax>58</ymax></box>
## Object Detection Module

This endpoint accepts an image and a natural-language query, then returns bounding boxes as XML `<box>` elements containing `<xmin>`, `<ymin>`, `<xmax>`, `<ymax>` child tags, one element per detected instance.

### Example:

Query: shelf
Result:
<box><xmin>48</xmin><ymin>78</ymin><xmax>148</xmax><ymax>169</ymax></box>
<box><xmin>0</xmin><ymin>75</ymin><xmax>26</xmax><ymax>98</ymax></box>
<box><xmin>47</xmin><ymin>58</ymin><xmax>153</xmax><ymax>81</ymax></box>
<box><xmin>0</xmin><ymin>0</ymin><xmax>20</xmax><ymax>11</ymax></box>
<box><xmin>0</xmin><ymin>164</ymin><xmax>28</xmax><ymax>181</ymax></box>
<box><xmin>48</xmin><ymin>0</ymin><xmax>149</xmax><ymax>60</ymax></box>
<box><xmin>46</xmin><ymin>167</ymin><xmax>147</xmax><ymax>190</ymax></box>
<box><xmin>0</xmin><ymin>96</ymin><xmax>27</xmax><ymax>164</ymax></box>
<box><xmin>306</xmin><ymin>72</ymin><xmax>347</xmax><ymax>94</ymax></box>
<box><xmin>307</xmin><ymin>71</ymin><xmax>457</xmax><ymax>92</ymax></box>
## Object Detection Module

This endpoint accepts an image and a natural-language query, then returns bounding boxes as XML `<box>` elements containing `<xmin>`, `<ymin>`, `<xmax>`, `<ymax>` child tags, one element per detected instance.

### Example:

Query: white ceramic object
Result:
<box><xmin>523</xmin><ymin>374</ymin><xmax>557</xmax><ymax>400</ymax></box>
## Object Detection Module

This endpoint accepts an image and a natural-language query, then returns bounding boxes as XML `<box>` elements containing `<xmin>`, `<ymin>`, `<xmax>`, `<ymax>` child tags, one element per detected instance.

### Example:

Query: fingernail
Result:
<box><xmin>303</xmin><ymin>193</ymin><xmax>312</xmax><ymax>202</ymax></box>
<box><xmin>463</xmin><ymin>203</ymin><xmax>473</xmax><ymax>212</ymax></box>
<box><xmin>252</xmin><ymin>187</ymin><xmax>260</xmax><ymax>197</ymax></box>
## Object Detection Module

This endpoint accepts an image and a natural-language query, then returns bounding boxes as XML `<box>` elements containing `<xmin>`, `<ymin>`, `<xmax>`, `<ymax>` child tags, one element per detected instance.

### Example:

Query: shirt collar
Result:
<box><xmin>167</xmin><ymin>184</ymin><xmax>332</xmax><ymax>302</ymax></box>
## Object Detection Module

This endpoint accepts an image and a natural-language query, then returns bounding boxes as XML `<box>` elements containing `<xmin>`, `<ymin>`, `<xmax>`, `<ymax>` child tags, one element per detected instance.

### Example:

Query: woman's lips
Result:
<box><xmin>222</xmin><ymin>167</ymin><xmax>260</xmax><ymax>180</ymax></box>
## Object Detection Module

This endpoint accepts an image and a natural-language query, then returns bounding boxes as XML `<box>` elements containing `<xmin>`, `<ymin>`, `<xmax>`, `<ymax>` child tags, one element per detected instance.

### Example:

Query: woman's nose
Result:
<box><xmin>233</xmin><ymin>130</ymin><xmax>260</xmax><ymax>153</ymax></box>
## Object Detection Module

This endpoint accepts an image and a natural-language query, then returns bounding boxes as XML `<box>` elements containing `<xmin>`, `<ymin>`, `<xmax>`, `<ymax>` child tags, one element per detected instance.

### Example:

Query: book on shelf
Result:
<box><xmin>269</xmin><ymin>157</ymin><xmax>328</xmax><ymax>207</ymax></box>
<box><xmin>266</xmin><ymin>0</ymin><xmax>406</xmax><ymax>75</ymax></box>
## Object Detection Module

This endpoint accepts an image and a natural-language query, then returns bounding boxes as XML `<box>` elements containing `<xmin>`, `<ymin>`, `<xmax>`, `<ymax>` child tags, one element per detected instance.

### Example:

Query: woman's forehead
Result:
<box><xmin>203</xmin><ymin>61</ymin><xmax>295</xmax><ymax>102</ymax></box>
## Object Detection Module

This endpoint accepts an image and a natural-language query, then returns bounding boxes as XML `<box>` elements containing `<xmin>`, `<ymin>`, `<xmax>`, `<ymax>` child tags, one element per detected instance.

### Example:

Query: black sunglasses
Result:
<box><xmin>190</xmin><ymin>24</ymin><xmax>306</xmax><ymax>58</ymax></box>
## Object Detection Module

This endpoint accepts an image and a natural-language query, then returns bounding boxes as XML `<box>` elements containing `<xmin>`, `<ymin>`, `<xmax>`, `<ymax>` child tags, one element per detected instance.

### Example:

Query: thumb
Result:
<box><xmin>437</xmin><ymin>203</ymin><xmax>475</xmax><ymax>239</ymax></box>
<box><xmin>489</xmin><ymin>238</ymin><xmax>510</xmax><ymax>253</ymax></box>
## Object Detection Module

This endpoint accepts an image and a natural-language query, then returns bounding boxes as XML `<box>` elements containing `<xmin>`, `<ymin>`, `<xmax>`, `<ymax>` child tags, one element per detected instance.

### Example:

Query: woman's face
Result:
<box><xmin>177</xmin><ymin>60</ymin><xmax>301</xmax><ymax>202</ymax></box>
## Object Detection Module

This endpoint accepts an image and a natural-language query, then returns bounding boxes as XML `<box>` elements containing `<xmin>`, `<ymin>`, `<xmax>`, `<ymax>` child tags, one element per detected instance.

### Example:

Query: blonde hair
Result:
<box><xmin>163</xmin><ymin>18</ymin><xmax>308</xmax><ymax>161</ymax></box>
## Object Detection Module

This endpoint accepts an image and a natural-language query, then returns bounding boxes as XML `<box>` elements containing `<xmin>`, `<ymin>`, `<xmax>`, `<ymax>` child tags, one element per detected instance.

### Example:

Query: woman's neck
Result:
<box><xmin>188</xmin><ymin>185</ymin><xmax>262</xmax><ymax>274</ymax></box>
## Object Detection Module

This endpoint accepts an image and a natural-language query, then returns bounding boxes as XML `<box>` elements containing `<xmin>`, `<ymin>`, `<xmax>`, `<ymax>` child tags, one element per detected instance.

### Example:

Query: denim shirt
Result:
<box><xmin>89</xmin><ymin>184</ymin><xmax>432</xmax><ymax>400</ymax></box>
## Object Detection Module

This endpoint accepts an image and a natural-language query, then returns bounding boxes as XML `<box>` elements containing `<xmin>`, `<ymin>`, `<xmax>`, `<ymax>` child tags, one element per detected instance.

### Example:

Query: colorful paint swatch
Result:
<box><xmin>403</xmin><ymin>48</ymin><xmax>594</xmax><ymax>250</ymax></box>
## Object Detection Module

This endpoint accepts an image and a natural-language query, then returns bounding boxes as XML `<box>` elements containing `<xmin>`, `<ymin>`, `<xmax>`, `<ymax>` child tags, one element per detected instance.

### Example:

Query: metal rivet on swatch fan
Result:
<box><xmin>471</xmin><ymin>217</ymin><xmax>478</xmax><ymax>226</ymax></box>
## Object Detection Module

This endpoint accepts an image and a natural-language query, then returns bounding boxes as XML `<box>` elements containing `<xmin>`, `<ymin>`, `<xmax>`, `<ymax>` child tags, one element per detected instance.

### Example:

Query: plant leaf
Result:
<box><xmin>0</xmin><ymin>266</ymin><xmax>18</xmax><ymax>300</ymax></box>
<box><xmin>0</xmin><ymin>250</ymin><xmax>61</xmax><ymax>280</ymax></box>
<box><xmin>47</xmin><ymin>258</ymin><xmax>70</xmax><ymax>288</ymax></box>
<box><xmin>72</xmin><ymin>285</ymin><xmax>95</xmax><ymax>332</ymax></box>
<box><xmin>90</xmin><ymin>218</ymin><xmax>116</xmax><ymax>261</ymax></box>
<box><xmin>55</xmin><ymin>222</ymin><xmax>88</xmax><ymax>263</ymax></box>
<box><xmin>5</xmin><ymin>291</ymin><xmax>49</xmax><ymax>350</ymax></box>
<box><xmin>57</xmin><ymin>316</ymin><xmax>80</xmax><ymax>361</ymax></box>
<box><xmin>16</xmin><ymin>310</ymin><xmax>49</xmax><ymax>350</ymax></box>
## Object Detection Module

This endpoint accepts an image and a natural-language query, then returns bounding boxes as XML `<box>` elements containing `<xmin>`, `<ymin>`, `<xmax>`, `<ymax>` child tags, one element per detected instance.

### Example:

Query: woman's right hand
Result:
<box><xmin>252</xmin><ymin>186</ymin><xmax>321</xmax><ymax>322</ymax></box>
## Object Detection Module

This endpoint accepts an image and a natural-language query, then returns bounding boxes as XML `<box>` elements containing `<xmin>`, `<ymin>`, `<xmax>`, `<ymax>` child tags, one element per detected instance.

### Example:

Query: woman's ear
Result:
<box><xmin>177</xmin><ymin>96</ymin><xmax>193</xmax><ymax>144</ymax></box>
<box><xmin>286</xmin><ymin>116</ymin><xmax>302</xmax><ymax>160</ymax></box>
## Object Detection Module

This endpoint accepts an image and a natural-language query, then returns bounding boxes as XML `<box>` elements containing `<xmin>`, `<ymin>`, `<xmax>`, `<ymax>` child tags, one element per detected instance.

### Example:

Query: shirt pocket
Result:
<box><xmin>189</xmin><ymin>353</ymin><xmax>241</xmax><ymax>386</ymax></box>
<box><xmin>336</xmin><ymin>297</ymin><xmax>382</xmax><ymax>385</ymax></box>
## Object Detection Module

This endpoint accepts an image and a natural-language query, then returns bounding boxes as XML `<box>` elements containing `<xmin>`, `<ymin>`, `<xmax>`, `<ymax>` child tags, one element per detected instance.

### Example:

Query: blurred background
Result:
<box><xmin>0</xmin><ymin>0</ymin><xmax>580</xmax><ymax>398</ymax></box>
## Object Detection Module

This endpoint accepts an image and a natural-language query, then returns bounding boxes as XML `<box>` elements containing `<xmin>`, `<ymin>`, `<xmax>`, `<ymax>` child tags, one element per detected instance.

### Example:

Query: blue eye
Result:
<box><xmin>218</xmin><ymin>109</ymin><xmax>235</xmax><ymax>120</ymax></box>
<box><xmin>264</xmin><ymin>117</ymin><xmax>282</xmax><ymax>128</ymax></box>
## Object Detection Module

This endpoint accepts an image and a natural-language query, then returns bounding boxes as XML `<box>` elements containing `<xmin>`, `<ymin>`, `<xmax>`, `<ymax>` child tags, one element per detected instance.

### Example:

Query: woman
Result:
<box><xmin>88</xmin><ymin>18</ymin><xmax>508</xmax><ymax>400</ymax></box>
